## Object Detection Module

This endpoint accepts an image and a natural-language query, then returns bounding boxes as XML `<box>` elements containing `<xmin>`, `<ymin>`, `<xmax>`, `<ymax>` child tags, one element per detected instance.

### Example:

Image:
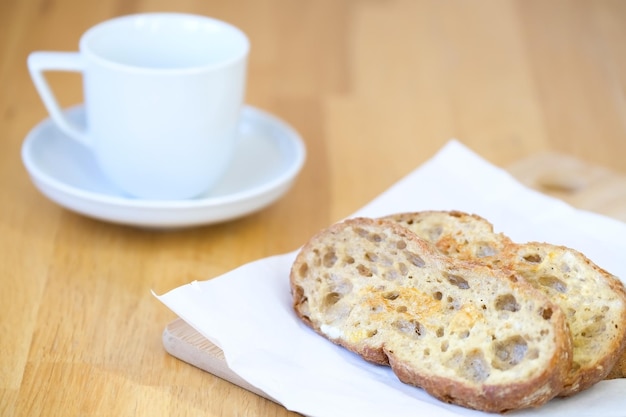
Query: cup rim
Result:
<box><xmin>79</xmin><ymin>12</ymin><xmax>250</xmax><ymax>74</ymax></box>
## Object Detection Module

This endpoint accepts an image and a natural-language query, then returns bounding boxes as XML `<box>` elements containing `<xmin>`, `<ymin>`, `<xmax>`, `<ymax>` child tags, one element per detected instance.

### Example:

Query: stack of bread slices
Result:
<box><xmin>290</xmin><ymin>211</ymin><xmax>626</xmax><ymax>413</ymax></box>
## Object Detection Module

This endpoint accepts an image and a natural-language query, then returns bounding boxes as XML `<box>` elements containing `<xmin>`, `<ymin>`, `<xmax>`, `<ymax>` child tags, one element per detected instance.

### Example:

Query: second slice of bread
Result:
<box><xmin>384</xmin><ymin>210</ymin><xmax>626</xmax><ymax>394</ymax></box>
<box><xmin>291</xmin><ymin>217</ymin><xmax>572</xmax><ymax>413</ymax></box>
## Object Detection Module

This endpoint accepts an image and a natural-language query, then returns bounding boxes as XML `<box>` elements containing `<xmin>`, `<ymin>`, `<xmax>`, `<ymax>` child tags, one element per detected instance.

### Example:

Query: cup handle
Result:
<box><xmin>27</xmin><ymin>51</ymin><xmax>91</xmax><ymax>147</ymax></box>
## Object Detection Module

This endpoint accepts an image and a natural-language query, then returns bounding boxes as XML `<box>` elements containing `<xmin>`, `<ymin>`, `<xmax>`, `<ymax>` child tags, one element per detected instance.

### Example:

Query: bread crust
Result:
<box><xmin>607</xmin><ymin>347</ymin><xmax>626</xmax><ymax>379</ymax></box>
<box><xmin>389</xmin><ymin>349</ymin><xmax>565</xmax><ymax>413</ymax></box>
<box><xmin>291</xmin><ymin>217</ymin><xmax>572</xmax><ymax>413</ymax></box>
<box><xmin>383</xmin><ymin>210</ymin><xmax>626</xmax><ymax>391</ymax></box>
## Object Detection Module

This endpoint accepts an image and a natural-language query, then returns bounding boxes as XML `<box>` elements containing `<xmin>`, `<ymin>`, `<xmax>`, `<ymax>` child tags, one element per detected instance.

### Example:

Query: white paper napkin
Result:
<box><xmin>156</xmin><ymin>140</ymin><xmax>626</xmax><ymax>416</ymax></box>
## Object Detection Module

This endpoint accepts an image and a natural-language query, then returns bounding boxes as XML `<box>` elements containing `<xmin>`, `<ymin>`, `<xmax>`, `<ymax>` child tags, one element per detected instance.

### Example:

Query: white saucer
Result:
<box><xmin>21</xmin><ymin>105</ymin><xmax>306</xmax><ymax>228</ymax></box>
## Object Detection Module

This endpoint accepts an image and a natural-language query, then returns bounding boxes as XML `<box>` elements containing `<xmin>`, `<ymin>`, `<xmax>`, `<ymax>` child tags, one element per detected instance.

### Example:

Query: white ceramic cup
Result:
<box><xmin>28</xmin><ymin>13</ymin><xmax>249</xmax><ymax>200</ymax></box>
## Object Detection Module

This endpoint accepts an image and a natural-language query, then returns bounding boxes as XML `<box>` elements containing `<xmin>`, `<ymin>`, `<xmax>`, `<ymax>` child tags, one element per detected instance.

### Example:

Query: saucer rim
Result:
<box><xmin>21</xmin><ymin>104</ymin><xmax>306</xmax><ymax>226</ymax></box>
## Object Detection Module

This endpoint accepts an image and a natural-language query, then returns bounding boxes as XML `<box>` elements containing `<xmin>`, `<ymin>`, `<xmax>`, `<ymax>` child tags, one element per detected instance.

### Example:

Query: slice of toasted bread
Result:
<box><xmin>290</xmin><ymin>217</ymin><xmax>572</xmax><ymax>413</ymax></box>
<box><xmin>384</xmin><ymin>210</ymin><xmax>626</xmax><ymax>394</ymax></box>
<box><xmin>385</xmin><ymin>210</ymin><xmax>511</xmax><ymax>262</ymax></box>
<box><xmin>503</xmin><ymin>242</ymin><xmax>626</xmax><ymax>394</ymax></box>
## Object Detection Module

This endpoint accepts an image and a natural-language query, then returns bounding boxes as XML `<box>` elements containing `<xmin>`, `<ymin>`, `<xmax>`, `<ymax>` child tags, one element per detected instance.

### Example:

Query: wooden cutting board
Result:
<box><xmin>161</xmin><ymin>152</ymin><xmax>626</xmax><ymax>404</ymax></box>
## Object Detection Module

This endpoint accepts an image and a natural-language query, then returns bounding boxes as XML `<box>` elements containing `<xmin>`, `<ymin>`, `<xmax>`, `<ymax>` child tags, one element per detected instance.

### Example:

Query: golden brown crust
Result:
<box><xmin>388</xmin><ymin>348</ymin><xmax>566</xmax><ymax>413</ymax></box>
<box><xmin>606</xmin><ymin>348</ymin><xmax>626</xmax><ymax>379</ymax></box>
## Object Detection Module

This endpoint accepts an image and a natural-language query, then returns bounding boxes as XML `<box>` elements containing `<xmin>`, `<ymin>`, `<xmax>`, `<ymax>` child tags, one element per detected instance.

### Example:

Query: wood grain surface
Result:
<box><xmin>2</xmin><ymin>1</ymin><xmax>626</xmax><ymax>416</ymax></box>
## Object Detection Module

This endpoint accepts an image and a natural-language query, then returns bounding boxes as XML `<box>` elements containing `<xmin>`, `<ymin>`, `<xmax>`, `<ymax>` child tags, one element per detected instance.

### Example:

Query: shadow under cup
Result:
<box><xmin>80</xmin><ymin>13</ymin><xmax>250</xmax><ymax>200</ymax></box>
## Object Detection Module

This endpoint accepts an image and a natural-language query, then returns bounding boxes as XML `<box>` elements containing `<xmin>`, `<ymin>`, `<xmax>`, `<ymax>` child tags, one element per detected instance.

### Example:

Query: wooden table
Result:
<box><xmin>2</xmin><ymin>1</ymin><xmax>626</xmax><ymax>416</ymax></box>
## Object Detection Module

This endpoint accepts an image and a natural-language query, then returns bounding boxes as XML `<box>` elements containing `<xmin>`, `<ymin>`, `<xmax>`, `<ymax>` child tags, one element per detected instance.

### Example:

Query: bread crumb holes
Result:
<box><xmin>523</xmin><ymin>253</ymin><xmax>542</xmax><ymax>263</ymax></box>
<box><xmin>446</xmin><ymin>274</ymin><xmax>470</xmax><ymax>289</ymax></box>
<box><xmin>495</xmin><ymin>294</ymin><xmax>520</xmax><ymax>312</ymax></box>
